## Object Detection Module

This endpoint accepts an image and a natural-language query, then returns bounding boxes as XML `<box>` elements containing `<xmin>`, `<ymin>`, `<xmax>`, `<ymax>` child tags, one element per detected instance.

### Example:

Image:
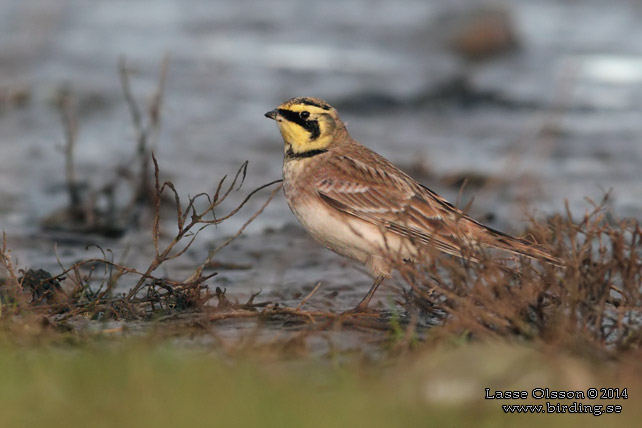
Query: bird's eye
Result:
<box><xmin>300</xmin><ymin>111</ymin><xmax>310</xmax><ymax>119</ymax></box>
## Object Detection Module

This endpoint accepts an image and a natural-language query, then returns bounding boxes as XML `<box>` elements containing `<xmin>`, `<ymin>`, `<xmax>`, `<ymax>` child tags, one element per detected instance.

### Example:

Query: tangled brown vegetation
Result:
<box><xmin>3</xmin><ymin>181</ymin><xmax>640</xmax><ymax>360</ymax></box>
<box><xmin>0</xmin><ymin>158</ymin><xmax>281</xmax><ymax>322</ymax></box>
<box><xmin>397</xmin><ymin>195</ymin><xmax>641</xmax><ymax>355</ymax></box>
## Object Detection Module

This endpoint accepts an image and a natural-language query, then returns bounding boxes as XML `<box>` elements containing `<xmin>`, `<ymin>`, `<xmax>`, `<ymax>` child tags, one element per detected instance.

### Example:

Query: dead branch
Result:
<box><xmin>0</xmin><ymin>232</ymin><xmax>23</xmax><ymax>307</ymax></box>
<box><xmin>119</xmin><ymin>56</ymin><xmax>169</xmax><ymax>206</ymax></box>
<box><xmin>189</xmin><ymin>182</ymin><xmax>282</xmax><ymax>282</ymax></box>
<box><xmin>296</xmin><ymin>282</ymin><xmax>322</xmax><ymax>310</ymax></box>
<box><xmin>126</xmin><ymin>154</ymin><xmax>282</xmax><ymax>300</ymax></box>
<box><xmin>58</xmin><ymin>89</ymin><xmax>81</xmax><ymax>210</ymax></box>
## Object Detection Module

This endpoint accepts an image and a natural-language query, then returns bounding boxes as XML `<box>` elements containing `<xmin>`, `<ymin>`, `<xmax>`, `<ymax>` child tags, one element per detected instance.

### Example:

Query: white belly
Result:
<box><xmin>285</xmin><ymin>193</ymin><xmax>415</xmax><ymax>276</ymax></box>
<box><xmin>289</xmin><ymin>197</ymin><xmax>373</xmax><ymax>261</ymax></box>
<box><xmin>282</xmin><ymin>160</ymin><xmax>415</xmax><ymax>277</ymax></box>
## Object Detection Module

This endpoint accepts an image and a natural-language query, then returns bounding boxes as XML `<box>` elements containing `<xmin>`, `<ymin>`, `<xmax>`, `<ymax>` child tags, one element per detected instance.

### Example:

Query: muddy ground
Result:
<box><xmin>1</xmin><ymin>0</ymin><xmax>642</xmax><ymax>344</ymax></box>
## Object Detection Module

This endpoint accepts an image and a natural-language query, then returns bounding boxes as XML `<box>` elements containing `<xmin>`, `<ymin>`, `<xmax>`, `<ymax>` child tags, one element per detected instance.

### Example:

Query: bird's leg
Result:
<box><xmin>345</xmin><ymin>276</ymin><xmax>385</xmax><ymax>314</ymax></box>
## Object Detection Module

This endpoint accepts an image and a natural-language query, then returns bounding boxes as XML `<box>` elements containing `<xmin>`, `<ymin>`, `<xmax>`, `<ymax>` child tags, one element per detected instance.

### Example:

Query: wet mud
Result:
<box><xmin>1</xmin><ymin>0</ymin><xmax>642</xmax><ymax>350</ymax></box>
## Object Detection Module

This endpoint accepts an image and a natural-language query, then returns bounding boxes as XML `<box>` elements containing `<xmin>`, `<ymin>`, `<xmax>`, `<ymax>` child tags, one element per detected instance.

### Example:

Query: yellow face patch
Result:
<box><xmin>269</xmin><ymin>98</ymin><xmax>337</xmax><ymax>155</ymax></box>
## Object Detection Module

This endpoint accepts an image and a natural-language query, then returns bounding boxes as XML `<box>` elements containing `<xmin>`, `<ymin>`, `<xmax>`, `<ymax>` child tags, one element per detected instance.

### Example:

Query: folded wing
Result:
<box><xmin>317</xmin><ymin>153</ymin><xmax>562</xmax><ymax>265</ymax></box>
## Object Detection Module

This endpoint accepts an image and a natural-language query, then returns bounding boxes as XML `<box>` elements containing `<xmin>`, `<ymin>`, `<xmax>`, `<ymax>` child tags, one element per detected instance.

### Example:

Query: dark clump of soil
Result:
<box><xmin>19</xmin><ymin>269</ymin><xmax>63</xmax><ymax>305</ymax></box>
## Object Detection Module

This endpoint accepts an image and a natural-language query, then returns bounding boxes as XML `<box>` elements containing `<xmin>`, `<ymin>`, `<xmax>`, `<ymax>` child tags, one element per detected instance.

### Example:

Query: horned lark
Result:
<box><xmin>265</xmin><ymin>97</ymin><xmax>561</xmax><ymax>312</ymax></box>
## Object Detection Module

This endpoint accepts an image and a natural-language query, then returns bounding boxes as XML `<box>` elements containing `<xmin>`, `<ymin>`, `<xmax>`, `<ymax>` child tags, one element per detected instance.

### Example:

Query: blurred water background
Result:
<box><xmin>1</xmin><ymin>0</ymin><xmax>641</xmax><ymax>309</ymax></box>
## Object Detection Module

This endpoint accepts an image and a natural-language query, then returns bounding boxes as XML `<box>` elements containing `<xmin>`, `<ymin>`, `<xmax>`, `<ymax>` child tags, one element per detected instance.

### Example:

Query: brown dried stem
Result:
<box><xmin>119</xmin><ymin>56</ymin><xmax>169</xmax><ymax>207</ymax></box>
<box><xmin>125</xmin><ymin>154</ymin><xmax>282</xmax><ymax>300</ymax></box>
<box><xmin>58</xmin><ymin>90</ymin><xmax>81</xmax><ymax>209</ymax></box>
<box><xmin>0</xmin><ymin>232</ymin><xmax>22</xmax><ymax>305</ymax></box>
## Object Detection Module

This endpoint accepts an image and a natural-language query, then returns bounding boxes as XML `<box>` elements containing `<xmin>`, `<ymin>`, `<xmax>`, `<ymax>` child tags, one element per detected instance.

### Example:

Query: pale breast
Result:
<box><xmin>288</xmin><ymin>168</ymin><xmax>409</xmax><ymax>260</ymax></box>
<box><xmin>284</xmin><ymin>160</ymin><xmax>362</xmax><ymax>259</ymax></box>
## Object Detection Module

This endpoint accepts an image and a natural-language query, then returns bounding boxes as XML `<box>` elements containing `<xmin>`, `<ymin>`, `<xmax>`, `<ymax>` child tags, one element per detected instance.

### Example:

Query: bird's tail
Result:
<box><xmin>483</xmin><ymin>228</ymin><xmax>564</xmax><ymax>267</ymax></box>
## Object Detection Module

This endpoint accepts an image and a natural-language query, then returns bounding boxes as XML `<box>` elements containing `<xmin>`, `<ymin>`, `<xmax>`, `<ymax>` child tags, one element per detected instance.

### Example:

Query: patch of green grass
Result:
<box><xmin>0</xmin><ymin>338</ymin><xmax>639</xmax><ymax>428</ymax></box>
<box><xmin>0</xmin><ymin>341</ymin><xmax>423</xmax><ymax>428</ymax></box>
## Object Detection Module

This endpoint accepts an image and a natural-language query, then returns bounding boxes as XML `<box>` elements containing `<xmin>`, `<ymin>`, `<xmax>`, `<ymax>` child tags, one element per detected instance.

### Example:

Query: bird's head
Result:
<box><xmin>265</xmin><ymin>97</ymin><xmax>345</xmax><ymax>157</ymax></box>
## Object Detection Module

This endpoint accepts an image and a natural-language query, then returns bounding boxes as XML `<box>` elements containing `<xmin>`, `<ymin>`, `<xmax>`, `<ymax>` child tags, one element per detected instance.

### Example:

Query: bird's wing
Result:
<box><xmin>316</xmin><ymin>153</ymin><xmax>562</xmax><ymax>265</ymax></box>
<box><xmin>316</xmin><ymin>154</ymin><xmax>471</xmax><ymax>258</ymax></box>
